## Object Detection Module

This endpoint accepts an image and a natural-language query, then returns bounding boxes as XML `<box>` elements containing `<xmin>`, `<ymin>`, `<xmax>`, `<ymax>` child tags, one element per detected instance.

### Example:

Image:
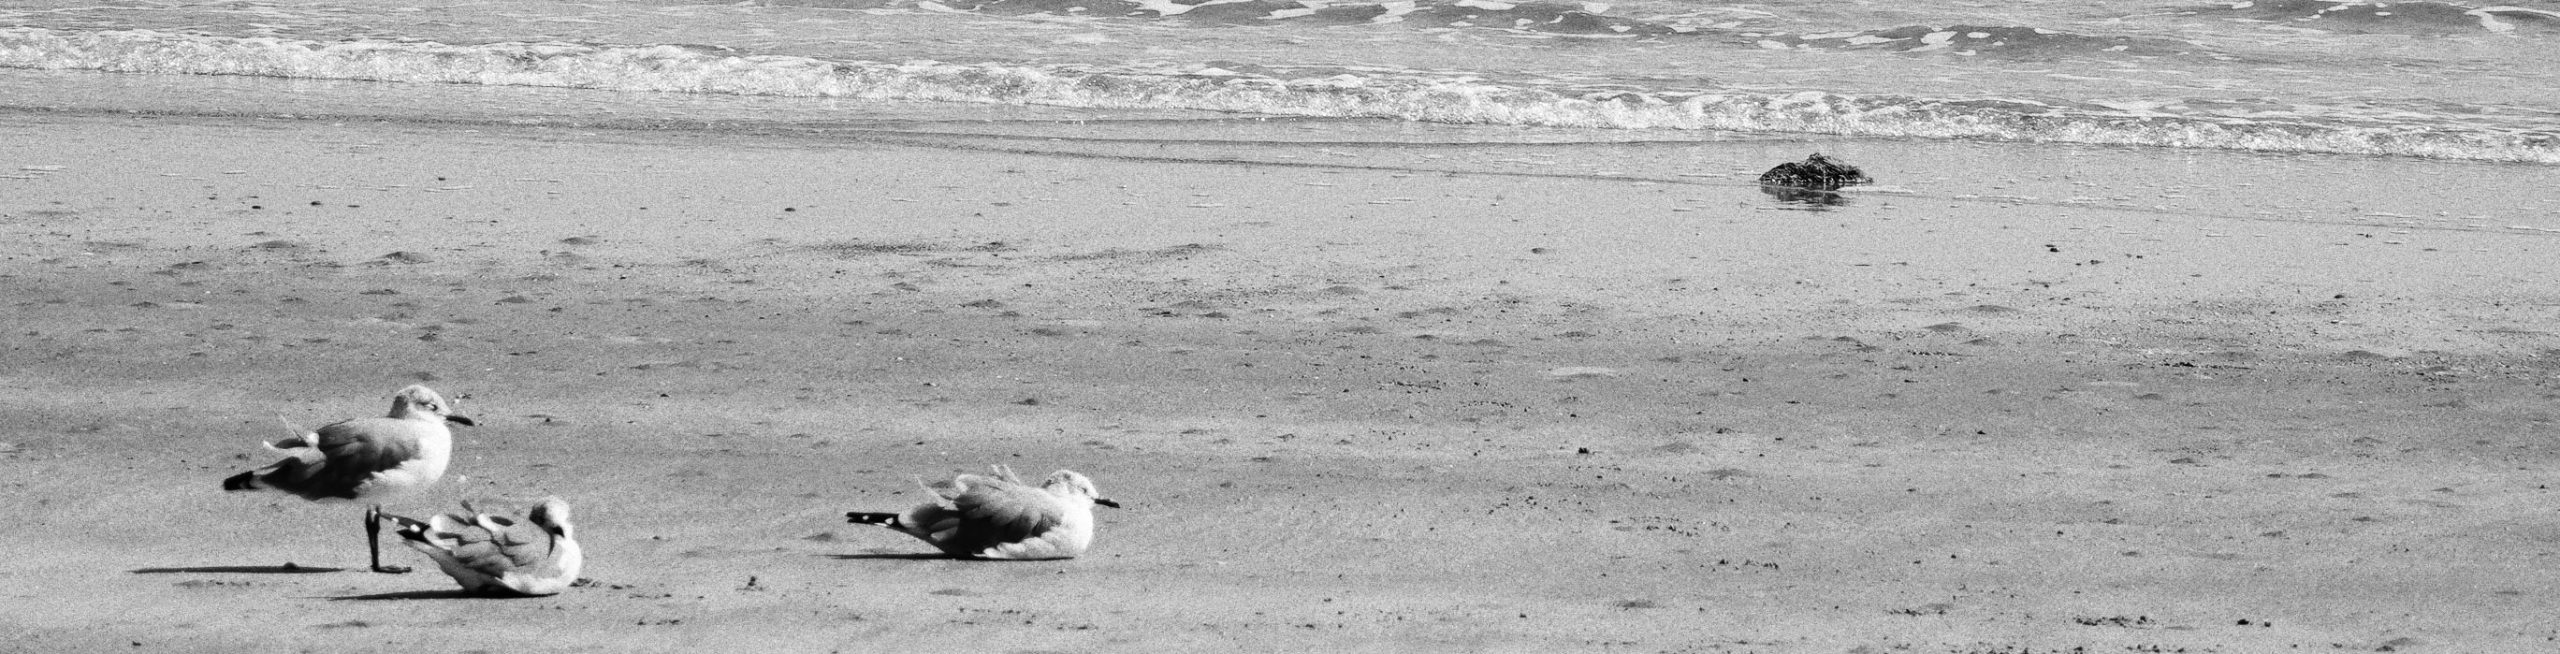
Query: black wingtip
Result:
<box><xmin>221</xmin><ymin>471</ymin><xmax>259</xmax><ymax>491</ymax></box>
<box><xmin>846</xmin><ymin>512</ymin><xmax>897</xmax><ymax>526</ymax></box>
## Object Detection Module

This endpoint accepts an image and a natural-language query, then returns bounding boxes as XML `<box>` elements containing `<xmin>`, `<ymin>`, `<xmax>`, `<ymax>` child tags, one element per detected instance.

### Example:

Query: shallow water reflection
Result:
<box><xmin>1759</xmin><ymin>184</ymin><xmax>1854</xmax><ymax>210</ymax></box>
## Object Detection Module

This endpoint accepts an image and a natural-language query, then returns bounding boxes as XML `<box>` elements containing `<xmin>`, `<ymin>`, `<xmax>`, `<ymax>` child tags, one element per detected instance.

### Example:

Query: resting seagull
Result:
<box><xmin>221</xmin><ymin>384</ymin><xmax>473</xmax><ymax>573</ymax></box>
<box><xmin>381</xmin><ymin>498</ymin><xmax>582</xmax><ymax>596</ymax></box>
<box><xmin>847</xmin><ymin>465</ymin><xmax>1120</xmax><ymax>560</ymax></box>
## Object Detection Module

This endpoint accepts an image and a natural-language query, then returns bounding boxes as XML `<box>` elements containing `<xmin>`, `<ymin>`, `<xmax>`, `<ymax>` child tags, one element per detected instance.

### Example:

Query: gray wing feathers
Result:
<box><xmin>483</xmin><ymin>514</ymin><xmax>559</xmax><ymax>569</ymax></box>
<box><xmin>241</xmin><ymin>418</ymin><xmax>419</xmax><ymax>500</ymax></box>
<box><xmin>890</xmin><ymin>475</ymin><xmax>1066</xmax><ymax>556</ymax></box>
<box><xmin>404</xmin><ymin>511</ymin><xmax>554</xmax><ymax>574</ymax></box>
<box><xmin>949</xmin><ymin>477</ymin><xmax>1066</xmax><ymax>554</ymax></box>
<box><xmin>313</xmin><ymin>418</ymin><xmax>422</xmax><ymax>474</ymax></box>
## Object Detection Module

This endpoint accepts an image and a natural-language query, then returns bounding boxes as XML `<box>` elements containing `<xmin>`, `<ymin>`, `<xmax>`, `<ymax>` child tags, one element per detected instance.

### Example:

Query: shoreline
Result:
<box><xmin>3</xmin><ymin>111</ymin><xmax>2557</xmax><ymax>652</ymax></box>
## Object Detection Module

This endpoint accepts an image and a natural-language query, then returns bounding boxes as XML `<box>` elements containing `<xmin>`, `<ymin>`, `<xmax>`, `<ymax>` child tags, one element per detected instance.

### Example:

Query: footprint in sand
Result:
<box><xmin>1547</xmin><ymin>366</ymin><xmax>1619</xmax><ymax>380</ymax></box>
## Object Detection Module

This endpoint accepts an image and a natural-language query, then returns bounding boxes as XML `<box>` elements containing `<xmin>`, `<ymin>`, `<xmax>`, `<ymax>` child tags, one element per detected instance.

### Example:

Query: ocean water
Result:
<box><xmin>1</xmin><ymin>0</ymin><xmax>2557</xmax><ymax>162</ymax></box>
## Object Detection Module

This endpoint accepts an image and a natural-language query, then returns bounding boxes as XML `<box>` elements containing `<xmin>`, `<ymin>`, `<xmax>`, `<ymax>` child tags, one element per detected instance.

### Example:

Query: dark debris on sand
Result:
<box><xmin>1757</xmin><ymin>153</ymin><xmax>1873</xmax><ymax>191</ymax></box>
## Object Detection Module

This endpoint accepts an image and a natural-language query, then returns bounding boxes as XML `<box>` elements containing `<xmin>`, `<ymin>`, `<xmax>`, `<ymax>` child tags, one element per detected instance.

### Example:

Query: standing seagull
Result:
<box><xmin>380</xmin><ymin>498</ymin><xmax>582</xmax><ymax>596</ymax></box>
<box><xmin>221</xmin><ymin>384</ymin><xmax>473</xmax><ymax>573</ymax></box>
<box><xmin>847</xmin><ymin>465</ymin><xmax>1120</xmax><ymax>560</ymax></box>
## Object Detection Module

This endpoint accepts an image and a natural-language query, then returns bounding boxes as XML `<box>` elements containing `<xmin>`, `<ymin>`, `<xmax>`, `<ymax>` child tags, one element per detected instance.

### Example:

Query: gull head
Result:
<box><xmin>528</xmin><ymin>497</ymin><xmax>575</xmax><ymax>541</ymax></box>
<box><xmin>1043</xmin><ymin>470</ymin><xmax>1121</xmax><ymax>509</ymax></box>
<box><xmin>392</xmin><ymin>384</ymin><xmax>476</xmax><ymax>426</ymax></box>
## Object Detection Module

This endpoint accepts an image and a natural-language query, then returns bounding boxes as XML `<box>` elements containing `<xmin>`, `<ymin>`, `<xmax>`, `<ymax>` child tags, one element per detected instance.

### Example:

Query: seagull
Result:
<box><xmin>221</xmin><ymin>384</ymin><xmax>473</xmax><ymax>573</ymax></box>
<box><xmin>380</xmin><ymin>497</ymin><xmax>582</xmax><ymax>596</ymax></box>
<box><xmin>847</xmin><ymin>465</ymin><xmax>1120</xmax><ymax>560</ymax></box>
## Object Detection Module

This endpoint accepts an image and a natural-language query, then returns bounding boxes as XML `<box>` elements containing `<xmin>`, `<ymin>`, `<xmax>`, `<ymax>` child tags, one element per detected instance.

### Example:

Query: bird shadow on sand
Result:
<box><xmin>327</xmin><ymin>589</ymin><xmax>512</xmax><ymax>601</ymax></box>
<box><xmin>131</xmin><ymin>564</ymin><xmax>347</xmax><ymax>575</ymax></box>
<box><xmin>823</xmin><ymin>552</ymin><xmax>951</xmax><ymax>561</ymax></box>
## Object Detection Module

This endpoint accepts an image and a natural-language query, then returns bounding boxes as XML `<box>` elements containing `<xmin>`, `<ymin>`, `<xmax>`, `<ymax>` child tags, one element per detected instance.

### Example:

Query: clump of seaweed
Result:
<box><xmin>1757</xmin><ymin>152</ymin><xmax>1872</xmax><ymax>190</ymax></box>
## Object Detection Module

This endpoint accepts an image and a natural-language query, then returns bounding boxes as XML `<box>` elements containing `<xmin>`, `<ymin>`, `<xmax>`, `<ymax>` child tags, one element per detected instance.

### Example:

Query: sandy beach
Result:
<box><xmin>3</xmin><ymin>111</ymin><xmax>2557</xmax><ymax>653</ymax></box>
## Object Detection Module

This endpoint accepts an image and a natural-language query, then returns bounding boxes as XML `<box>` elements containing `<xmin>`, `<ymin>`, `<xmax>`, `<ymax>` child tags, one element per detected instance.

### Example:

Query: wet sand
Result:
<box><xmin>3</xmin><ymin>112</ymin><xmax>2557</xmax><ymax>653</ymax></box>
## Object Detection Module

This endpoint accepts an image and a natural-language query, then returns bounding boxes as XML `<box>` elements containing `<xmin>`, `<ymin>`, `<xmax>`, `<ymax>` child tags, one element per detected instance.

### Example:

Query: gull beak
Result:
<box><xmin>1095</xmin><ymin>498</ymin><xmax>1122</xmax><ymax>509</ymax></box>
<box><xmin>445</xmin><ymin>414</ymin><xmax>477</xmax><ymax>427</ymax></box>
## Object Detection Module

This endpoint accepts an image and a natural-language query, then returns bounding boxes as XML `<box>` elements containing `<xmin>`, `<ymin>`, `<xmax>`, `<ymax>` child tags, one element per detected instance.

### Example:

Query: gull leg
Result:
<box><xmin>367</xmin><ymin>505</ymin><xmax>410</xmax><ymax>574</ymax></box>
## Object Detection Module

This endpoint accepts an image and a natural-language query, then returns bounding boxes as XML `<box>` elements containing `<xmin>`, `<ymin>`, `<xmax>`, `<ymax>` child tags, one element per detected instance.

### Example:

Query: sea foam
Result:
<box><xmin>2</xmin><ymin>27</ymin><xmax>2552</xmax><ymax>163</ymax></box>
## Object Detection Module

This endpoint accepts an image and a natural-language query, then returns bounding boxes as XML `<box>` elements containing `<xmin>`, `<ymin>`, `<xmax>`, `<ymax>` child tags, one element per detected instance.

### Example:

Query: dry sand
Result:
<box><xmin>3</xmin><ymin>112</ymin><xmax>2558</xmax><ymax>653</ymax></box>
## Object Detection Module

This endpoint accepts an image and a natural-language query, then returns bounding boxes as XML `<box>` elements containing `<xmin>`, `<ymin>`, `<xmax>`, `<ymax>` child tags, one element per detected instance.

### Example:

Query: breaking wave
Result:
<box><xmin>2</xmin><ymin>27</ymin><xmax>2553</xmax><ymax>162</ymax></box>
<box><xmin>2194</xmin><ymin>0</ymin><xmax>2560</xmax><ymax>35</ymax></box>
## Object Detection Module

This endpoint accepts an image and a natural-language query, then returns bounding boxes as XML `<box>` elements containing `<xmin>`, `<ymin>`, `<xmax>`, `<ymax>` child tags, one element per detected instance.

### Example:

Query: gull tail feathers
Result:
<box><xmin>381</xmin><ymin>511</ymin><xmax>430</xmax><ymax>534</ymax></box>
<box><xmin>847</xmin><ymin>512</ymin><xmax>904</xmax><ymax>527</ymax></box>
<box><xmin>263</xmin><ymin>415</ymin><xmax>318</xmax><ymax>450</ymax></box>
<box><xmin>274</xmin><ymin>414</ymin><xmax>312</xmax><ymax>438</ymax></box>
<box><xmin>382</xmin><ymin>511</ymin><xmax>456</xmax><ymax>550</ymax></box>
